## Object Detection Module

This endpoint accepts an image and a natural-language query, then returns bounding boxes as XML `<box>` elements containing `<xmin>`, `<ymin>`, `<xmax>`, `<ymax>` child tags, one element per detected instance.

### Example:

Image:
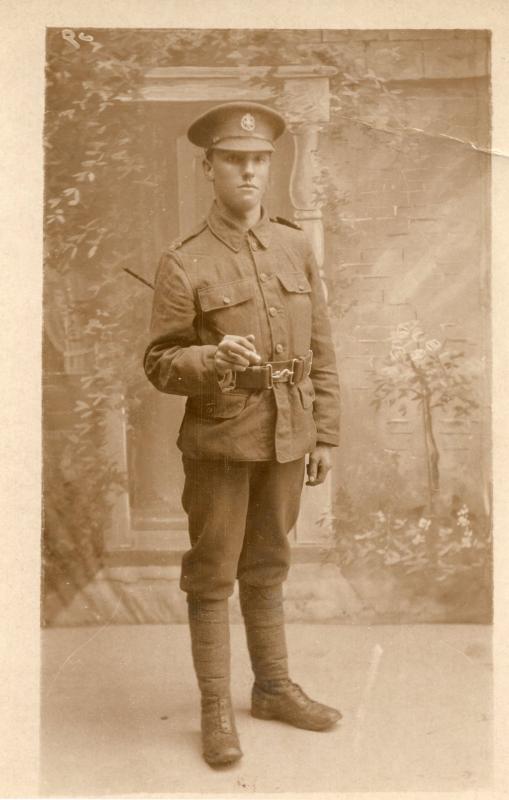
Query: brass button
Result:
<box><xmin>259</xmin><ymin>272</ymin><xmax>268</xmax><ymax>282</ymax></box>
<box><xmin>275</xmin><ymin>343</ymin><xmax>284</xmax><ymax>354</ymax></box>
<box><xmin>269</xmin><ymin>307</ymin><xmax>277</xmax><ymax>317</ymax></box>
<box><xmin>223</xmin><ymin>296</ymin><xmax>231</xmax><ymax>304</ymax></box>
<box><xmin>298</xmin><ymin>285</ymin><xmax>305</xmax><ymax>291</ymax></box>
<box><xmin>251</xmin><ymin>240</ymin><xmax>258</xmax><ymax>251</ymax></box>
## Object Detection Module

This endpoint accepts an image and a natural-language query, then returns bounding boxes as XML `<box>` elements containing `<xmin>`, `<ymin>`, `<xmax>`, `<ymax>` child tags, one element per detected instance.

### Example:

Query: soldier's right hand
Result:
<box><xmin>215</xmin><ymin>334</ymin><xmax>261</xmax><ymax>376</ymax></box>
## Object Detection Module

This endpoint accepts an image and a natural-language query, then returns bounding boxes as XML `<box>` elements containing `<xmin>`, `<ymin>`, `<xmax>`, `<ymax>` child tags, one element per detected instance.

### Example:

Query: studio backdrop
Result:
<box><xmin>42</xmin><ymin>28</ymin><xmax>491</xmax><ymax>626</ymax></box>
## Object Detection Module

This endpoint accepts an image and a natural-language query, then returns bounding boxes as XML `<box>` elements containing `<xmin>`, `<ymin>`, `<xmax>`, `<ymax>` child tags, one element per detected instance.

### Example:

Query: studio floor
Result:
<box><xmin>40</xmin><ymin>623</ymin><xmax>492</xmax><ymax>796</ymax></box>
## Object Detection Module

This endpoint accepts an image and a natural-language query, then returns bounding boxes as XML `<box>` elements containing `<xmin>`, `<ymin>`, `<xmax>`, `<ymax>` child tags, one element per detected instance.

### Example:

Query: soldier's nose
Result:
<box><xmin>242</xmin><ymin>160</ymin><xmax>255</xmax><ymax>176</ymax></box>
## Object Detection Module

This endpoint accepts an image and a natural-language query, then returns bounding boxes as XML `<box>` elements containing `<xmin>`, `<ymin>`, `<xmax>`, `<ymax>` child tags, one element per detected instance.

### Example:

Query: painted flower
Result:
<box><xmin>418</xmin><ymin>517</ymin><xmax>432</xmax><ymax>530</ymax></box>
<box><xmin>426</xmin><ymin>339</ymin><xmax>442</xmax><ymax>352</ymax></box>
<box><xmin>396</xmin><ymin>323</ymin><xmax>412</xmax><ymax>339</ymax></box>
<box><xmin>412</xmin><ymin>533</ymin><xmax>425</xmax><ymax>545</ymax></box>
<box><xmin>381</xmin><ymin>365</ymin><xmax>399</xmax><ymax>378</ymax></box>
<box><xmin>412</xmin><ymin>328</ymin><xmax>425</xmax><ymax>341</ymax></box>
<box><xmin>411</xmin><ymin>348</ymin><xmax>427</xmax><ymax>362</ymax></box>
<box><xmin>390</xmin><ymin>347</ymin><xmax>406</xmax><ymax>362</ymax></box>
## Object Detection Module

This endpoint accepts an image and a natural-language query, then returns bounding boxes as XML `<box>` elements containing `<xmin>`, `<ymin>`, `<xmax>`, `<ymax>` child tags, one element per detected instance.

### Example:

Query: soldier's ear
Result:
<box><xmin>202</xmin><ymin>155</ymin><xmax>214</xmax><ymax>182</ymax></box>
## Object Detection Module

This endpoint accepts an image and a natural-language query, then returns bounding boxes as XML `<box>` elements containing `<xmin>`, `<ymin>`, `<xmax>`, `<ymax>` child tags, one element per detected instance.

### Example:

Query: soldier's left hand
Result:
<box><xmin>306</xmin><ymin>445</ymin><xmax>333</xmax><ymax>486</ymax></box>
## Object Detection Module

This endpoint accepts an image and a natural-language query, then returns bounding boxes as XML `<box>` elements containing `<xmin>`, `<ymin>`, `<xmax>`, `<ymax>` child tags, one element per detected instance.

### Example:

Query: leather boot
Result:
<box><xmin>187</xmin><ymin>595</ymin><xmax>242</xmax><ymax>766</ymax></box>
<box><xmin>239</xmin><ymin>582</ymin><xmax>342</xmax><ymax>731</ymax></box>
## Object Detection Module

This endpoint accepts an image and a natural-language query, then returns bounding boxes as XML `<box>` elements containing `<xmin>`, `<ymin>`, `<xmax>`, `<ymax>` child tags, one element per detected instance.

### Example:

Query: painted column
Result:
<box><xmin>282</xmin><ymin>76</ymin><xmax>335</xmax><ymax>546</ymax></box>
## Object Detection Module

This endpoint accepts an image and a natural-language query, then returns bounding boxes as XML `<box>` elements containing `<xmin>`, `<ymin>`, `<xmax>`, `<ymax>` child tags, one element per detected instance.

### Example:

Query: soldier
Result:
<box><xmin>144</xmin><ymin>101</ymin><xmax>342</xmax><ymax>767</ymax></box>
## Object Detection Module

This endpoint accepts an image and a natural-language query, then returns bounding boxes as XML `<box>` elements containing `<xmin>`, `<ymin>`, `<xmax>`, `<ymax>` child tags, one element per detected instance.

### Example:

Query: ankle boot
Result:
<box><xmin>187</xmin><ymin>595</ymin><xmax>242</xmax><ymax>766</ymax></box>
<box><xmin>239</xmin><ymin>582</ymin><xmax>342</xmax><ymax>731</ymax></box>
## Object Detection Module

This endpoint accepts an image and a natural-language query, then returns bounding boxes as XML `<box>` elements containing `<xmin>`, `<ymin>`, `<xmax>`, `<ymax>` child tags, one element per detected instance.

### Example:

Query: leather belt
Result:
<box><xmin>234</xmin><ymin>350</ymin><xmax>312</xmax><ymax>390</ymax></box>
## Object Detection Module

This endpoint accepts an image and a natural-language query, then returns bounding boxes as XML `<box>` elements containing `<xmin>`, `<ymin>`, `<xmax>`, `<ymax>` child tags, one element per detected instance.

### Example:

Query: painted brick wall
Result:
<box><xmin>315</xmin><ymin>32</ymin><xmax>490</xmax><ymax>511</ymax></box>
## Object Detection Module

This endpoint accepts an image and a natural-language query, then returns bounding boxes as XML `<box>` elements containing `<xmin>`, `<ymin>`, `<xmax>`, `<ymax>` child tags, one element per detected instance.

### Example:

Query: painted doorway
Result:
<box><xmin>126</xmin><ymin>101</ymin><xmax>294</xmax><ymax>552</ymax></box>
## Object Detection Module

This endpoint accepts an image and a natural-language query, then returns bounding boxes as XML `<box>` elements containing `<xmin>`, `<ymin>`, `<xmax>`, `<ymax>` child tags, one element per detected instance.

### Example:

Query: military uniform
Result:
<box><xmin>144</xmin><ymin>201</ymin><xmax>340</xmax><ymax>598</ymax></box>
<box><xmin>143</xmin><ymin>102</ymin><xmax>342</xmax><ymax>767</ymax></box>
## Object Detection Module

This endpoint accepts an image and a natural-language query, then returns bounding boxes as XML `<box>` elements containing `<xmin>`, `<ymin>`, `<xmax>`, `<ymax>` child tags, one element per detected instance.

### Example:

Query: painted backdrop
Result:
<box><xmin>43</xmin><ymin>29</ymin><xmax>491</xmax><ymax>625</ymax></box>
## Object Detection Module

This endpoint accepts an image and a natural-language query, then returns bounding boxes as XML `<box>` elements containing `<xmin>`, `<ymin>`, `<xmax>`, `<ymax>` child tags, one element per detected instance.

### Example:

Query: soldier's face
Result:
<box><xmin>203</xmin><ymin>150</ymin><xmax>272</xmax><ymax>215</ymax></box>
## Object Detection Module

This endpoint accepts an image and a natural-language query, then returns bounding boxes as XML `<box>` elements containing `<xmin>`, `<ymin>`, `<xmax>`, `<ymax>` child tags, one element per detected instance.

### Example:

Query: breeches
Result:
<box><xmin>180</xmin><ymin>456</ymin><xmax>306</xmax><ymax>600</ymax></box>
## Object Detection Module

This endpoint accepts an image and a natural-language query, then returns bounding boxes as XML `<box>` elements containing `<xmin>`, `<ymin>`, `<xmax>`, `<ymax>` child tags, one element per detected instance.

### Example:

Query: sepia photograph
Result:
<box><xmin>39</xmin><ymin>23</ymin><xmax>493</xmax><ymax>795</ymax></box>
<box><xmin>3</xmin><ymin>2</ymin><xmax>509</xmax><ymax>797</ymax></box>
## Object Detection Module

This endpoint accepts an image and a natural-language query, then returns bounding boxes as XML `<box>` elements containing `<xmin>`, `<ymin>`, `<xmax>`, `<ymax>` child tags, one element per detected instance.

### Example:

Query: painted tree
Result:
<box><xmin>371</xmin><ymin>320</ymin><xmax>479</xmax><ymax>511</ymax></box>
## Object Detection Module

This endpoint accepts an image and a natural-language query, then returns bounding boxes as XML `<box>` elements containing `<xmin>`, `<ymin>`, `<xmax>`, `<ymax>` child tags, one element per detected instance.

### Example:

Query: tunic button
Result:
<box><xmin>260</xmin><ymin>272</ymin><xmax>268</xmax><ymax>282</ymax></box>
<box><xmin>298</xmin><ymin>285</ymin><xmax>305</xmax><ymax>292</ymax></box>
<box><xmin>275</xmin><ymin>343</ymin><xmax>284</xmax><ymax>354</ymax></box>
<box><xmin>251</xmin><ymin>240</ymin><xmax>258</xmax><ymax>251</ymax></box>
<box><xmin>269</xmin><ymin>307</ymin><xmax>277</xmax><ymax>317</ymax></box>
<box><xmin>223</xmin><ymin>296</ymin><xmax>231</xmax><ymax>304</ymax></box>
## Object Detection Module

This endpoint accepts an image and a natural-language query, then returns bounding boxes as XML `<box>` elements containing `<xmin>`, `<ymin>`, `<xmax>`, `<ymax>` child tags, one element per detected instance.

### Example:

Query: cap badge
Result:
<box><xmin>240</xmin><ymin>113</ymin><xmax>256</xmax><ymax>132</ymax></box>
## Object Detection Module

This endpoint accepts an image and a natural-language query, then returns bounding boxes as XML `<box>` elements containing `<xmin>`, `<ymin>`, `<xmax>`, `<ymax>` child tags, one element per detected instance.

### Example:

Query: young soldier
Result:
<box><xmin>144</xmin><ymin>101</ymin><xmax>341</xmax><ymax>767</ymax></box>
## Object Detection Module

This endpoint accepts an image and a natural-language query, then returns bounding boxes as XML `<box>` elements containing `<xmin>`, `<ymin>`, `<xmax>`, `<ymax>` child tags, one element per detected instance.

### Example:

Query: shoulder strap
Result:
<box><xmin>270</xmin><ymin>215</ymin><xmax>302</xmax><ymax>231</ymax></box>
<box><xmin>166</xmin><ymin>219</ymin><xmax>208</xmax><ymax>251</ymax></box>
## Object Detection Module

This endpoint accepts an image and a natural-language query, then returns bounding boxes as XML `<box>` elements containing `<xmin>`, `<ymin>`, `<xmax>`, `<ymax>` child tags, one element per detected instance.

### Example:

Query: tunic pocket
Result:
<box><xmin>276</xmin><ymin>272</ymin><xmax>312</xmax><ymax>295</ymax></box>
<box><xmin>209</xmin><ymin>392</ymin><xmax>248</xmax><ymax>419</ymax></box>
<box><xmin>188</xmin><ymin>391</ymin><xmax>248</xmax><ymax>420</ymax></box>
<box><xmin>276</xmin><ymin>272</ymin><xmax>313</xmax><ymax>350</ymax></box>
<box><xmin>297</xmin><ymin>376</ymin><xmax>315</xmax><ymax>409</ymax></box>
<box><xmin>197</xmin><ymin>278</ymin><xmax>255</xmax><ymax>338</ymax></box>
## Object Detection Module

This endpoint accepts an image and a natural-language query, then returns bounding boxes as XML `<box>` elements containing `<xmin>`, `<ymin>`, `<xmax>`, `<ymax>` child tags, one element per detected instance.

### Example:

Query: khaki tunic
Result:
<box><xmin>144</xmin><ymin>202</ymin><xmax>340</xmax><ymax>463</ymax></box>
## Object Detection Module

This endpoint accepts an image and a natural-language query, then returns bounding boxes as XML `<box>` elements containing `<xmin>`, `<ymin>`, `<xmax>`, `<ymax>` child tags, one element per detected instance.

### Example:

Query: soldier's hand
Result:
<box><xmin>215</xmin><ymin>334</ymin><xmax>261</xmax><ymax>376</ymax></box>
<box><xmin>306</xmin><ymin>444</ymin><xmax>333</xmax><ymax>486</ymax></box>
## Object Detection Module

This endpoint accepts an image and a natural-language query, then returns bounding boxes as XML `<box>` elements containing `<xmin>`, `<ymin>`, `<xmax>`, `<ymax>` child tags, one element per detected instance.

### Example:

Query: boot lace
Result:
<box><xmin>286</xmin><ymin>682</ymin><xmax>315</xmax><ymax>708</ymax></box>
<box><xmin>217</xmin><ymin>698</ymin><xmax>233</xmax><ymax>733</ymax></box>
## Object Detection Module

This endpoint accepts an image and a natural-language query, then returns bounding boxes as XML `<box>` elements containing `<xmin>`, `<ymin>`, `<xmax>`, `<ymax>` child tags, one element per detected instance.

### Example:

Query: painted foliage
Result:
<box><xmin>43</xmin><ymin>29</ymin><xmax>491</xmax><ymax>624</ymax></box>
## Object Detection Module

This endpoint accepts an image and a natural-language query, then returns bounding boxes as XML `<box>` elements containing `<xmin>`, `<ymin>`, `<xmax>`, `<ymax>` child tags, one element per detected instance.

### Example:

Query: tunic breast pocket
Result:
<box><xmin>198</xmin><ymin>278</ymin><xmax>256</xmax><ymax>338</ymax></box>
<box><xmin>276</xmin><ymin>272</ymin><xmax>313</xmax><ymax>344</ymax></box>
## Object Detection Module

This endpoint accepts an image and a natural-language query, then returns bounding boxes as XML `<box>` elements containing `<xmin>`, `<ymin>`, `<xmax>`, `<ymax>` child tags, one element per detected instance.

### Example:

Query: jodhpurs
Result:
<box><xmin>180</xmin><ymin>456</ymin><xmax>305</xmax><ymax>600</ymax></box>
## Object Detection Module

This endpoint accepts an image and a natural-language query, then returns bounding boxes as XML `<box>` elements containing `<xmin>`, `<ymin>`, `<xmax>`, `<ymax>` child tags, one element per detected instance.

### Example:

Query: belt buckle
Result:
<box><xmin>265</xmin><ymin>364</ymin><xmax>274</xmax><ymax>390</ymax></box>
<box><xmin>270</xmin><ymin>359</ymin><xmax>297</xmax><ymax>386</ymax></box>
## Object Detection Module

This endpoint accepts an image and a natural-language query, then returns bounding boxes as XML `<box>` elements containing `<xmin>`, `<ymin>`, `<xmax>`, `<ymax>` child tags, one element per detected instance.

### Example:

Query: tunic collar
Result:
<box><xmin>207</xmin><ymin>201</ymin><xmax>271</xmax><ymax>252</ymax></box>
